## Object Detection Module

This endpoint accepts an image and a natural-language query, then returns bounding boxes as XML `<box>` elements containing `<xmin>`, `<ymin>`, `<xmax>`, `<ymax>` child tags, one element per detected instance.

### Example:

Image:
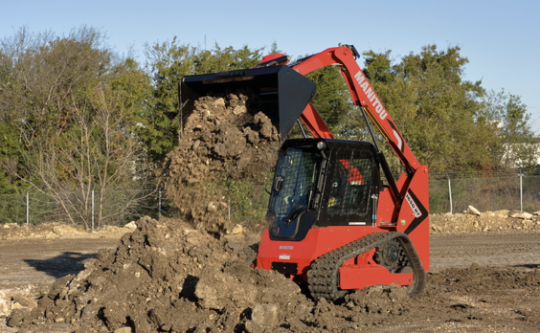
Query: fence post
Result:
<box><xmin>447</xmin><ymin>173</ymin><xmax>453</xmax><ymax>214</ymax></box>
<box><xmin>26</xmin><ymin>190</ymin><xmax>29</xmax><ymax>224</ymax></box>
<box><xmin>158</xmin><ymin>187</ymin><xmax>162</xmax><ymax>217</ymax></box>
<box><xmin>92</xmin><ymin>187</ymin><xmax>95</xmax><ymax>230</ymax></box>
<box><xmin>519</xmin><ymin>170</ymin><xmax>523</xmax><ymax>212</ymax></box>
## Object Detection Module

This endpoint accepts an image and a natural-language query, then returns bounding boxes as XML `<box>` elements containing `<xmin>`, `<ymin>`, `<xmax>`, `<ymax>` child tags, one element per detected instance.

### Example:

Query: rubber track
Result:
<box><xmin>307</xmin><ymin>232</ymin><xmax>426</xmax><ymax>301</ymax></box>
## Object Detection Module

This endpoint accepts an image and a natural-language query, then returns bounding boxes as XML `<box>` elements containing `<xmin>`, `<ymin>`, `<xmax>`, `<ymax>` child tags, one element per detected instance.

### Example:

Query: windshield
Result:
<box><xmin>267</xmin><ymin>148</ymin><xmax>322</xmax><ymax>238</ymax></box>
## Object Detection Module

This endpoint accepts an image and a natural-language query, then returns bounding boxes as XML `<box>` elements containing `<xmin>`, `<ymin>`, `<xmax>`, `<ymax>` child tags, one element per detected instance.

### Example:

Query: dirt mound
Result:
<box><xmin>8</xmin><ymin>216</ymin><xmax>314</xmax><ymax>332</ymax></box>
<box><xmin>8</xmin><ymin>216</ymin><xmax>540</xmax><ymax>332</ymax></box>
<box><xmin>2</xmin><ymin>215</ymin><xmax>426</xmax><ymax>332</ymax></box>
<box><xmin>431</xmin><ymin>209</ymin><xmax>540</xmax><ymax>233</ymax></box>
<box><xmin>344</xmin><ymin>284</ymin><xmax>410</xmax><ymax>315</ymax></box>
<box><xmin>0</xmin><ymin>222</ymin><xmax>135</xmax><ymax>240</ymax></box>
<box><xmin>164</xmin><ymin>91</ymin><xmax>281</xmax><ymax>232</ymax></box>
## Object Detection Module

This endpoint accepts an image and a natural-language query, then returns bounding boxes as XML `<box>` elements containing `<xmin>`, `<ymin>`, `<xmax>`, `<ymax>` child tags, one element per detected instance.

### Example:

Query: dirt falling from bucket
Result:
<box><xmin>163</xmin><ymin>91</ymin><xmax>282</xmax><ymax>234</ymax></box>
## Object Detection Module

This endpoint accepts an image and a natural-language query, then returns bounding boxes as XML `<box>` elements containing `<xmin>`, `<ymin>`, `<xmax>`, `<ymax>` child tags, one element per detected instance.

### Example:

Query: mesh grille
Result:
<box><xmin>326</xmin><ymin>149</ymin><xmax>374</xmax><ymax>216</ymax></box>
<box><xmin>272</xmin><ymin>148</ymin><xmax>321</xmax><ymax>219</ymax></box>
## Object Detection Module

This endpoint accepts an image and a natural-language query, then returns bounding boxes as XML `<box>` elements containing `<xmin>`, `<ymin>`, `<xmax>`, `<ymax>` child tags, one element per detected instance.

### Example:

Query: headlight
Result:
<box><xmin>316</xmin><ymin>140</ymin><xmax>327</xmax><ymax>150</ymax></box>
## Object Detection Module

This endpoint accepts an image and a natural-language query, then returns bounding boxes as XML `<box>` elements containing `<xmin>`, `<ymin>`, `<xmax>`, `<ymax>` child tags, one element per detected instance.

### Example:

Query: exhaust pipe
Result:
<box><xmin>179</xmin><ymin>65</ymin><xmax>316</xmax><ymax>141</ymax></box>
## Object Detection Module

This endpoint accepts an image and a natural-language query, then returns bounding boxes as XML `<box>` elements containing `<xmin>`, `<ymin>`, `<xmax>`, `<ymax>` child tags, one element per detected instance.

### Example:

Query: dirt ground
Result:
<box><xmin>1</xmin><ymin>222</ymin><xmax>539</xmax><ymax>333</ymax></box>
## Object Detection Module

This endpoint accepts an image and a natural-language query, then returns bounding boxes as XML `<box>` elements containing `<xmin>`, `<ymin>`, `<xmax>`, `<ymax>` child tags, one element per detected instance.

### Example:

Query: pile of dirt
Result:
<box><xmin>430</xmin><ymin>208</ymin><xmax>540</xmax><ymax>233</ymax></box>
<box><xmin>8</xmin><ymin>216</ymin><xmax>313</xmax><ymax>332</ymax></box>
<box><xmin>8</xmin><ymin>216</ymin><xmax>540</xmax><ymax>332</ymax></box>
<box><xmin>0</xmin><ymin>222</ymin><xmax>136</xmax><ymax>240</ymax></box>
<box><xmin>5</xmin><ymin>216</ymin><xmax>435</xmax><ymax>333</ymax></box>
<box><xmin>163</xmin><ymin>91</ymin><xmax>281</xmax><ymax>232</ymax></box>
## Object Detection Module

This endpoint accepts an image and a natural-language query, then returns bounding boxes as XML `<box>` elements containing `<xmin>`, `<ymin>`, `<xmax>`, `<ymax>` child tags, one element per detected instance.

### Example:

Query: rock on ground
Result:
<box><xmin>430</xmin><ymin>209</ymin><xmax>540</xmax><ymax>233</ymax></box>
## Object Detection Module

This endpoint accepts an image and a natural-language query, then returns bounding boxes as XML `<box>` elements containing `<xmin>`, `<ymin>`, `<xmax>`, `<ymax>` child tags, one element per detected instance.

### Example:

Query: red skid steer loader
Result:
<box><xmin>179</xmin><ymin>45</ymin><xmax>429</xmax><ymax>300</ymax></box>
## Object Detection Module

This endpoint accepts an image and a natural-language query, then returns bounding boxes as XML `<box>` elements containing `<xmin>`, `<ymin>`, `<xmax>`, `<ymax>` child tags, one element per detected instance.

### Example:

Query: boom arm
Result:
<box><xmin>253</xmin><ymin>46</ymin><xmax>429</xmax><ymax>210</ymax></box>
<box><xmin>288</xmin><ymin>46</ymin><xmax>420</xmax><ymax>174</ymax></box>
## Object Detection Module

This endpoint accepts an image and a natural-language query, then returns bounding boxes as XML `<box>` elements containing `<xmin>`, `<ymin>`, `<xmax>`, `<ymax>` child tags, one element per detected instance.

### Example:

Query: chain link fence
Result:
<box><xmin>2</xmin><ymin>172</ymin><xmax>539</xmax><ymax>226</ymax></box>
<box><xmin>0</xmin><ymin>186</ymin><xmax>159</xmax><ymax>227</ymax></box>
<box><xmin>430</xmin><ymin>171</ymin><xmax>540</xmax><ymax>214</ymax></box>
<box><xmin>0</xmin><ymin>180</ymin><xmax>271</xmax><ymax>228</ymax></box>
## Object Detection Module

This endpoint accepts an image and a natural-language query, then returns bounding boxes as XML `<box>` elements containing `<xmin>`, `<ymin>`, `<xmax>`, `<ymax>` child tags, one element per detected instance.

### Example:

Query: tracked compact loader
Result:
<box><xmin>179</xmin><ymin>45</ymin><xmax>429</xmax><ymax>300</ymax></box>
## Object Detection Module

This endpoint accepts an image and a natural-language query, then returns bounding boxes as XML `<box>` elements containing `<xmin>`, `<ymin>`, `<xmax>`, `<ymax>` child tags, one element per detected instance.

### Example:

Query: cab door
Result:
<box><xmin>319</xmin><ymin>145</ymin><xmax>380</xmax><ymax>227</ymax></box>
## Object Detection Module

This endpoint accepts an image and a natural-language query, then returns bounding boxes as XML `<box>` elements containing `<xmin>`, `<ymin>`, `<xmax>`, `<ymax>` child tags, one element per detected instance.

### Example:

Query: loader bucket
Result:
<box><xmin>179</xmin><ymin>65</ymin><xmax>316</xmax><ymax>140</ymax></box>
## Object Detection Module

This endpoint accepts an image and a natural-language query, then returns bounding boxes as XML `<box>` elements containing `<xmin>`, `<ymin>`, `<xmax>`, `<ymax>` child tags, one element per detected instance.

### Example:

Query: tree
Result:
<box><xmin>0</xmin><ymin>27</ymin><xmax>112</xmax><ymax>142</ymax></box>
<box><xmin>306</xmin><ymin>66</ymin><xmax>355</xmax><ymax>133</ymax></box>
<box><xmin>358</xmin><ymin>45</ymin><xmax>497</xmax><ymax>173</ymax></box>
<box><xmin>482</xmin><ymin>90</ymin><xmax>538</xmax><ymax>169</ymax></box>
<box><xmin>0</xmin><ymin>27</ymin><xmax>155</xmax><ymax>226</ymax></box>
<box><xmin>0</xmin><ymin>123</ymin><xmax>27</xmax><ymax>224</ymax></box>
<box><xmin>144</xmin><ymin>40</ymin><xmax>264</xmax><ymax>161</ymax></box>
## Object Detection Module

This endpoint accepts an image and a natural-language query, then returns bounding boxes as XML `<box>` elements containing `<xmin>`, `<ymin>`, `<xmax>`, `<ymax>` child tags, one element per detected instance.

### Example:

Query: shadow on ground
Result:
<box><xmin>512</xmin><ymin>264</ymin><xmax>540</xmax><ymax>269</ymax></box>
<box><xmin>24</xmin><ymin>252</ymin><xmax>96</xmax><ymax>279</ymax></box>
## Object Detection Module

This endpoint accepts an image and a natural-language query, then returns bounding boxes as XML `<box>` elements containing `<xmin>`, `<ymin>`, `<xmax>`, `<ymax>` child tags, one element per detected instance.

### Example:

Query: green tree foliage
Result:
<box><xmin>359</xmin><ymin>45</ymin><xmax>497</xmax><ymax>172</ymax></box>
<box><xmin>0</xmin><ymin>27</ymin><xmax>155</xmax><ymax>226</ymax></box>
<box><xmin>482</xmin><ymin>90</ymin><xmax>538</xmax><ymax>169</ymax></box>
<box><xmin>144</xmin><ymin>39</ymin><xmax>264</xmax><ymax>161</ymax></box>
<box><xmin>0</xmin><ymin>123</ymin><xmax>27</xmax><ymax>224</ymax></box>
<box><xmin>306</xmin><ymin>66</ymin><xmax>354</xmax><ymax>133</ymax></box>
<box><xmin>144</xmin><ymin>39</ymin><xmax>193</xmax><ymax>161</ymax></box>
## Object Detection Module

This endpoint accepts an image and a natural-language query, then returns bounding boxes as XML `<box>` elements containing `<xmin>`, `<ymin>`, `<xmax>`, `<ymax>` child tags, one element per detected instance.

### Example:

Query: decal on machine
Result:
<box><xmin>279</xmin><ymin>246</ymin><xmax>294</xmax><ymax>250</ymax></box>
<box><xmin>278</xmin><ymin>254</ymin><xmax>291</xmax><ymax>260</ymax></box>
<box><xmin>405</xmin><ymin>193</ymin><xmax>422</xmax><ymax>218</ymax></box>
<box><xmin>354</xmin><ymin>71</ymin><xmax>388</xmax><ymax>120</ymax></box>
<box><xmin>393</xmin><ymin>130</ymin><xmax>403</xmax><ymax>151</ymax></box>
<box><xmin>403</xmin><ymin>190</ymin><xmax>429</xmax><ymax>235</ymax></box>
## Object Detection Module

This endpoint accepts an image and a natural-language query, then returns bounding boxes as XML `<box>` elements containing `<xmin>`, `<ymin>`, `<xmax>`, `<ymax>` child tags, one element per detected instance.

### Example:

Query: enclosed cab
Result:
<box><xmin>267</xmin><ymin>138</ymin><xmax>381</xmax><ymax>242</ymax></box>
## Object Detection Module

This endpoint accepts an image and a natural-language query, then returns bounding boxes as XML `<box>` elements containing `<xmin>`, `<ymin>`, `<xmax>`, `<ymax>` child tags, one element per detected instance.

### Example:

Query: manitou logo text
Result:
<box><xmin>354</xmin><ymin>71</ymin><xmax>388</xmax><ymax>120</ymax></box>
<box><xmin>279</xmin><ymin>246</ymin><xmax>294</xmax><ymax>250</ymax></box>
<box><xmin>406</xmin><ymin>193</ymin><xmax>422</xmax><ymax>218</ymax></box>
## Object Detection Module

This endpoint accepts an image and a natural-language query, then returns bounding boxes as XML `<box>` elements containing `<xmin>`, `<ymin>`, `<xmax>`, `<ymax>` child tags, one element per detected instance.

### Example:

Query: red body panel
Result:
<box><xmin>376</xmin><ymin>187</ymin><xmax>396</xmax><ymax>225</ymax></box>
<box><xmin>257</xmin><ymin>225</ymin><xmax>419</xmax><ymax>289</ymax></box>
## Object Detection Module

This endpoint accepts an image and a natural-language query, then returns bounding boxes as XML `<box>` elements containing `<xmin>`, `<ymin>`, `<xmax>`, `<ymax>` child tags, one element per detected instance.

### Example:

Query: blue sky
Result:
<box><xmin>2</xmin><ymin>0</ymin><xmax>539</xmax><ymax>132</ymax></box>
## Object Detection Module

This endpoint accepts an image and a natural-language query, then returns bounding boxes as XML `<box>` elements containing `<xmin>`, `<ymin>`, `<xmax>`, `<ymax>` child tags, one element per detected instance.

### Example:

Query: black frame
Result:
<box><xmin>317</xmin><ymin>140</ymin><xmax>380</xmax><ymax>227</ymax></box>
